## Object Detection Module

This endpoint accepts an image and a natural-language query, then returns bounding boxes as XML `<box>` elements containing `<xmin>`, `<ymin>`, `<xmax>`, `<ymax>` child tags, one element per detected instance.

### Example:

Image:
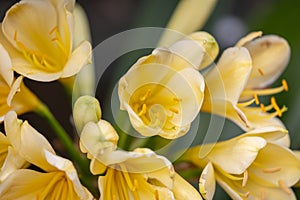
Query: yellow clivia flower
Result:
<box><xmin>79</xmin><ymin>118</ymin><xmax>202</xmax><ymax>200</ymax></box>
<box><xmin>0</xmin><ymin>111</ymin><xmax>93</xmax><ymax>200</ymax></box>
<box><xmin>0</xmin><ymin>43</ymin><xmax>41</xmax><ymax>122</ymax></box>
<box><xmin>184</xmin><ymin>126</ymin><xmax>300</xmax><ymax>200</ymax></box>
<box><xmin>118</xmin><ymin>32</ymin><xmax>219</xmax><ymax>139</ymax></box>
<box><xmin>201</xmin><ymin>33</ymin><xmax>290</xmax><ymax>130</ymax></box>
<box><xmin>0</xmin><ymin>0</ymin><xmax>92</xmax><ymax>82</ymax></box>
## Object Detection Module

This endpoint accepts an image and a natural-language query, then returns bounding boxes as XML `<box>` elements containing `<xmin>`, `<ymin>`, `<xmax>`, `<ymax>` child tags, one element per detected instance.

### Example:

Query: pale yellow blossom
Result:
<box><xmin>0</xmin><ymin>0</ymin><xmax>92</xmax><ymax>82</ymax></box>
<box><xmin>0</xmin><ymin>111</ymin><xmax>93</xmax><ymax>200</ymax></box>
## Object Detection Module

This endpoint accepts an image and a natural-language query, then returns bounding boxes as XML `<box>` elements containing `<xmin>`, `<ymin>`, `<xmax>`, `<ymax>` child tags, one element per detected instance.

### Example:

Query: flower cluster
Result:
<box><xmin>0</xmin><ymin>0</ymin><xmax>299</xmax><ymax>199</ymax></box>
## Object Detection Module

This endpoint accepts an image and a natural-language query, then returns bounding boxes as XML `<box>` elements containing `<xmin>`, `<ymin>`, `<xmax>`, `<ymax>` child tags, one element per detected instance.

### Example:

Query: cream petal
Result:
<box><xmin>3</xmin><ymin>0</ymin><xmax>59</xmax><ymax>57</ymax></box>
<box><xmin>244</xmin><ymin>35</ymin><xmax>290</xmax><ymax>88</ymax></box>
<box><xmin>158</xmin><ymin>0</ymin><xmax>217</xmax><ymax>46</ymax></box>
<box><xmin>18</xmin><ymin>121</ymin><xmax>56</xmax><ymax>171</ymax></box>
<box><xmin>235</xmin><ymin>31</ymin><xmax>263</xmax><ymax>47</ymax></box>
<box><xmin>0</xmin><ymin>44</ymin><xmax>13</xmax><ymax>86</ymax></box>
<box><xmin>147</xmin><ymin>166</ymin><xmax>174</xmax><ymax>189</ymax></box>
<box><xmin>248</xmin><ymin>143</ymin><xmax>300</xmax><ymax>187</ymax></box>
<box><xmin>44</xmin><ymin>150</ymin><xmax>93</xmax><ymax>199</ymax></box>
<box><xmin>173</xmin><ymin>173</ymin><xmax>203</xmax><ymax>200</ymax></box>
<box><xmin>207</xmin><ymin>136</ymin><xmax>266</xmax><ymax>174</ymax></box>
<box><xmin>73</xmin><ymin>95</ymin><xmax>102</xmax><ymax>133</ymax></box>
<box><xmin>61</xmin><ymin>41</ymin><xmax>92</xmax><ymax>78</ymax></box>
<box><xmin>199</xmin><ymin>162</ymin><xmax>215</xmax><ymax>200</ymax></box>
<box><xmin>204</xmin><ymin>47</ymin><xmax>252</xmax><ymax>104</ymax></box>
<box><xmin>90</xmin><ymin>158</ymin><xmax>107</xmax><ymax>175</ymax></box>
<box><xmin>4</xmin><ymin>111</ymin><xmax>22</xmax><ymax>150</ymax></box>
<box><xmin>0</xmin><ymin>146</ymin><xmax>27</xmax><ymax>182</ymax></box>
<box><xmin>6</xmin><ymin>76</ymin><xmax>23</xmax><ymax>106</ymax></box>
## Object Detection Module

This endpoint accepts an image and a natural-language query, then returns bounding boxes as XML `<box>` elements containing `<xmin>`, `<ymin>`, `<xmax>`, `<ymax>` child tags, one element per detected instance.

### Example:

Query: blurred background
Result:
<box><xmin>1</xmin><ymin>0</ymin><xmax>300</xmax><ymax>199</ymax></box>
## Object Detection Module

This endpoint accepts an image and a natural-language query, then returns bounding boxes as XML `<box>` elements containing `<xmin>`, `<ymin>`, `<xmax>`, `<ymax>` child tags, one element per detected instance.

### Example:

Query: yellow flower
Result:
<box><xmin>201</xmin><ymin>33</ymin><xmax>290</xmax><ymax>130</ymax></box>
<box><xmin>0</xmin><ymin>44</ymin><xmax>41</xmax><ymax>121</ymax></box>
<box><xmin>118</xmin><ymin>33</ymin><xmax>217</xmax><ymax>139</ymax></box>
<box><xmin>0</xmin><ymin>111</ymin><xmax>93</xmax><ymax>200</ymax></box>
<box><xmin>79</xmin><ymin>116</ymin><xmax>202</xmax><ymax>199</ymax></box>
<box><xmin>184</xmin><ymin>127</ymin><xmax>300</xmax><ymax>200</ymax></box>
<box><xmin>0</xmin><ymin>0</ymin><xmax>92</xmax><ymax>82</ymax></box>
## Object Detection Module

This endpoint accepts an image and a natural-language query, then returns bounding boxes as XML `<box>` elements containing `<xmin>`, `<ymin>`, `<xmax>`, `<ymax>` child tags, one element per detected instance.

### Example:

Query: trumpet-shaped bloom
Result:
<box><xmin>79</xmin><ymin>118</ymin><xmax>202</xmax><ymax>199</ymax></box>
<box><xmin>184</xmin><ymin>127</ymin><xmax>300</xmax><ymax>200</ymax></box>
<box><xmin>118</xmin><ymin>33</ymin><xmax>210</xmax><ymax>139</ymax></box>
<box><xmin>0</xmin><ymin>111</ymin><xmax>93</xmax><ymax>200</ymax></box>
<box><xmin>0</xmin><ymin>43</ymin><xmax>41</xmax><ymax>122</ymax></box>
<box><xmin>0</xmin><ymin>0</ymin><xmax>92</xmax><ymax>82</ymax></box>
<box><xmin>201</xmin><ymin>34</ymin><xmax>290</xmax><ymax>130</ymax></box>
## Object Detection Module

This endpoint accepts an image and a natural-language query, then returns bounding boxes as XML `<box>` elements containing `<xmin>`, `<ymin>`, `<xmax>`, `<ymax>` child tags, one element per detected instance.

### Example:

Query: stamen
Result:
<box><xmin>133</xmin><ymin>179</ymin><xmax>139</xmax><ymax>190</ymax></box>
<box><xmin>237</xmin><ymin>99</ymin><xmax>255</xmax><ymax>107</ymax></box>
<box><xmin>260</xmin><ymin>104</ymin><xmax>266</xmax><ymax>112</ymax></box>
<box><xmin>49</xmin><ymin>26</ymin><xmax>58</xmax><ymax>35</ymax></box>
<box><xmin>51</xmin><ymin>37</ymin><xmax>59</xmax><ymax>42</ymax></box>
<box><xmin>254</xmin><ymin>94</ymin><xmax>260</xmax><ymax>105</ymax></box>
<box><xmin>282</xmin><ymin>79</ymin><xmax>288</xmax><ymax>91</ymax></box>
<box><xmin>258</xmin><ymin>68</ymin><xmax>264</xmax><ymax>75</ymax></box>
<box><xmin>243</xmin><ymin>191</ymin><xmax>250</xmax><ymax>198</ymax></box>
<box><xmin>242</xmin><ymin>86</ymin><xmax>285</xmax><ymax>97</ymax></box>
<box><xmin>138</xmin><ymin>104</ymin><xmax>147</xmax><ymax>116</ymax></box>
<box><xmin>173</xmin><ymin>97</ymin><xmax>182</xmax><ymax>102</ymax></box>
<box><xmin>154</xmin><ymin>190</ymin><xmax>159</xmax><ymax>200</ymax></box>
<box><xmin>169</xmin><ymin>107</ymin><xmax>179</xmax><ymax>114</ymax></box>
<box><xmin>263</xmin><ymin>167</ymin><xmax>281</xmax><ymax>173</ymax></box>
<box><xmin>140</xmin><ymin>89</ymin><xmax>151</xmax><ymax>101</ymax></box>
<box><xmin>14</xmin><ymin>31</ymin><xmax>18</xmax><ymax>41</ymax></box>
<box><xmin>278</xmin><ymin>180</ymin><xmax>291</xmax><ymax>195</ymax></box>
<box><xmin>242</xmin><ymin>170</ymin><xmax>248</xmax><ymax>187</ymax></box>
<box><xmin>271</xmin><ymin>97</ymin><xmax>282</xmax><ymax>117</ymax></box>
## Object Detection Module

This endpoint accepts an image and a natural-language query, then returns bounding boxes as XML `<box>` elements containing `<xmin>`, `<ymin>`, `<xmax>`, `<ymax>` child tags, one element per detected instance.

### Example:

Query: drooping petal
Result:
<box><xmin>243</xmin><ymin>35</ymin><xmax>290</xmax><ymax>89</ymax></box>
<box><xmin>199</xmin><ymin>162</ymin><xmax>215</xmax><ymax>200</ymax></box>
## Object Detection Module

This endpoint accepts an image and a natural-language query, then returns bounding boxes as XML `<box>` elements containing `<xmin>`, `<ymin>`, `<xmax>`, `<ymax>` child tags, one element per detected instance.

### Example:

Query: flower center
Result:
<box><xmin>13</xmin><ymin>26</ymin><xmax>68</xmax><ymax>72</ymax></box>
<box><xmin>129</xmin><ymin>83</ymin><xmax>181</xmax><ymax>129</ymax></box>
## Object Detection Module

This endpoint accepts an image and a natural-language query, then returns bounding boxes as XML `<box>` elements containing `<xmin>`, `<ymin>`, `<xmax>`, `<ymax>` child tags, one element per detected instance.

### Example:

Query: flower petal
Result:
<box><xmin>158</xmin><ymin>0</ymin><xmax>217</xmax><ymax>46</ymax></box>
<box><xmin>243</xmin><ymin>35</ymin><xmax>290</xmax><ymax>88</ymax></box>
<box><xmin>173</xmin><ymin>173</ymin><xmax>203</xmax><ymax>200</ymax></box>
<box><xmin>0</xmin><ymin>44</ymin><xmax>13</xmax><ymax>86</ymax></box>
<box><xmin>61</xmin><ymin>41</ymin><xmax>92</xmax><ymax>78</ymax></box>
<box><xmin>199</xmin><ymin>162</ymin><xmax>215</xmax><ymax>200</ymax></box>
<box><xmin>204</xmin><ymin>47</ymin><xmax>252</xmax><ymax>104</ymax></box>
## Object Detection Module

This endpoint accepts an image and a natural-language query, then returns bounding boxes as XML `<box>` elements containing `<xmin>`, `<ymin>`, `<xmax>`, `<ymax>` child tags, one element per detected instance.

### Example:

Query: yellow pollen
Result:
<box><xmin>169</xmin><ymin>107</ymin><xmax>179</xmax><ymax>114</ymax></box>
<box><xmin>260</xmin><ymin>104</ymin><xmax>266</xmax><ymax>112</ymax></box>
<box><xmin>258</xmin><ymin>68</ymin><xmax>264</xmax><ymax>75</ymax></box>
<box><xmin>263</xmin><ymin>167</ymin><xmax>281</xmax><ymax>173</ymax></box>
<box><xmin>282</xmin><ymin>79</ymin><xmax>288</xmax><ymax>91</ymax></box>
<box><xmin>173</xmin><ymin>97</ymin><xmax>182</xmax><ymax>102</ymax></box>
<box><xmin>49</xmin><ymin>26</ymin><xmax>58</xmax><ymax>35</ymax></box>
<box><xmin>254</xmin><ymin>94</ymin><xmax>260</xmax><ymax>105</ymax></box>
<box><xmin>154</xmin><ymin>190</ymin><xmax>159</xmax><ymax>200</ymax></box>
<box><xmin>278</xmin><ymin>180</ymin><xmax>291</xmax><ymax>195</ymax></box>
<box><xmin>271</xmin><ymin>97</ymin><xmax>282</xmax><ymax>117</ymax></box>
<box><xmin>140</xmin><ymin>89</ymin><xmax>151</xmax><ymax>101</ymax></box>
<box><xmin>14</xmin><ymin>31</ymin><xmax>18</xmax><ymax>41</ymax></box>
<box><xmin>138</xmin><ymin>104</ymin><xmax>147</xmax><ymax>116</ymax></box>
<box><xmin>242</xmin><ymin>170</ymin><xmax>248</xmax><ymax>187</ymax></box>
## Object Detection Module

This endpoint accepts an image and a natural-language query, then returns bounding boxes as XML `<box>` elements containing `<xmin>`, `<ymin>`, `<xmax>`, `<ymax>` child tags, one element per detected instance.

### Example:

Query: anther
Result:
<box><xmin>242</xmin><ymin>170</ymin><xmax>248</xmax><ymax>187</ymax></box>
<box><xmin>271</xmin><ymin>97</ymin><xmax>282</xmax><ymax>117</ymax></box>
<box><xmin>263</xmin><ymin>167</ymin><xmax>281</xmax><ymax>173</ymax></box>
<box><xmin>254</xmin><ymin>94</ymin><xmax>260</xmax><ymax>105</ymax></box>
<box><xmin>243</xmin><ymin>191</ymin><xmax>250</xmax><ymax>198</ymax></box>
<box><xmin>14</xmin><ymin>31</ymin><xmax>18</xmax><ymax>41</ymax></box>
<box><xmin>260</xmin><ymin>190</ymin><xmax>266</xmax><ymax>200</ymax></box>
<box><xmin>258</xmin><ymin>68</ymin><xmax>264</xmax><ymax>75</ymax></box>
<box><xmin>51</xmin><ymin>37</ymin><xmax>58</xmax><ymax>42</ymax></box>
<box><xmin>49</xmin><ymin>26</ymin><xmax>58</xmax><ymax>35</ymax></box>
<box><xmin>138</xmin><ymin>104</ymin><xmax>147</xmax><ymax>116</ymax></box>
<box><xmin>169</xmin><ymin>107</ymin><xmax>179</xmax><ymax>114</ymax></box>
<box><xmin>278</xmin><ymin>180</ymin><xmax>291</xmax><ymax>195</ymax></box>
<box><xmin>133</xmin><ymin>179</ymin><xmax>139</xmax><ymax>190</ymax></box>
<box><xmin>154</xmin><ymin>190</ymin><xmax>159</xmax><ymax>200</ymax></box>
<box><xmin>140</xmin><ymin>89</ymin><xmax>151</xmax><ymax>101</ymax></box>
<box><xmin>173</xmin><ymin>97</ymin><xmax>182</xmax><ymax>102</ymax></box>
<box><xmin>260</xmin><ymin>104</ymin><xmax>266</xmax><ymax>112</ymax></box>
<box><xmin>282</xmin><ymin>79</ymin><xmax>288</xmax><ymax>91</ymax></box>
